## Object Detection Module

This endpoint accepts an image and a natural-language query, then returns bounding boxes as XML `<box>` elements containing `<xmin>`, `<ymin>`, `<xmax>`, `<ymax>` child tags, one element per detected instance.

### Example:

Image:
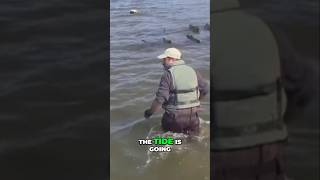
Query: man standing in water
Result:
<box><xmin>144</xmin><ymin>47</ymin><xmax>208</xmax><ymax>135</ymax></box>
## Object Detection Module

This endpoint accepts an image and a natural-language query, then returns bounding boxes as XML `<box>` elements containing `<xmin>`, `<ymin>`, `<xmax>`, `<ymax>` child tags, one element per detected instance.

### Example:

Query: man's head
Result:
<box><xmin>157</xmin><ymin>48</ymin><xmax>182</xmax><ymax>66</ymax></box>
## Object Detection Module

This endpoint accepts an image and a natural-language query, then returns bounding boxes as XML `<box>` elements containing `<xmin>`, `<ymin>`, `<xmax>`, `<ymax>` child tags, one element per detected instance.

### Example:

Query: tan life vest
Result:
<box><xmin>167</xmin><ymin>60</ymin><xmax>200</xmax><ymax>109</ymax></box>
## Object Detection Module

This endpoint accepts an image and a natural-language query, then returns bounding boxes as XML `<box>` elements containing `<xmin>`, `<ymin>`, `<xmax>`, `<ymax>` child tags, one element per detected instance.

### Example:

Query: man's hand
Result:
<box><xmin>144</xmin><ymin>109</ymin><xmax>153</xmax><ymax>119</ymax></box>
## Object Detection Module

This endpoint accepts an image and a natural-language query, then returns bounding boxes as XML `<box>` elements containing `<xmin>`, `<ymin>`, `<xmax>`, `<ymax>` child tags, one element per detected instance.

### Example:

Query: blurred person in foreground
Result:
<box><xmin>210</xmin><ymin>0</ymin><xmax>299</xmax><ymax>179</ymax></box>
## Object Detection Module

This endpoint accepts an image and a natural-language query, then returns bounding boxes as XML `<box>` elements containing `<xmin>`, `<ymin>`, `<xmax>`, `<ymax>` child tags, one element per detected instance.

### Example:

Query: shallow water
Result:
<box><xmin>110</xmin><ymin>0</ymin><xmax>210</xmax><ymax>179</ymax></box>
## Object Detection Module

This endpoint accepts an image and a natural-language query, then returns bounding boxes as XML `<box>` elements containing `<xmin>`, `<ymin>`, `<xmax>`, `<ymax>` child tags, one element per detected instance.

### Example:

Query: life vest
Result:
<box><xmin>212</xmin><ymin>0</ymin><xmax>288</xmax><ymax>150</ymax></box>
<box><xmin>167</xmin><ymin>60</ymin><xmax>200</xmax><ymax>109</ymax></box>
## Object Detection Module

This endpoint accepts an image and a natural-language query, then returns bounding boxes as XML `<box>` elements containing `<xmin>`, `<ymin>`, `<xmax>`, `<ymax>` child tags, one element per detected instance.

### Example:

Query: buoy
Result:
<box><xmin>129</xmin><ymin>9</ymin><xmax>138</xmax><ymax>14</ymax></box>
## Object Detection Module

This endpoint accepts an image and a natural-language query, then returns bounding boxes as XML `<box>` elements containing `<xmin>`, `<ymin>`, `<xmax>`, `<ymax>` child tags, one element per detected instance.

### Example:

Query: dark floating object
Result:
<box><xmin>204</xmin><ymin>23</ymin><xmax>210</xmax><ymax>31</ymax></box>
<box><xmin>141</xmin><ymin>40</ymin><xmax>147</xmax><ymax>43</ymax></box>
<box><xmin>129</xmin><ymin>9</ymin><xmax>138</xmax><ymax>14</ymax></box>
<box><xmin>162</xmin><ymin>38</ymin><xmax>172</xmax><ymax>44</ymax></box>
<box><xmin>186</xmin><ymin>34</ymin><xmax>200</xmax><ymax>43</ymax></box>
<box><xmin>189</xmin><ymin>24</ymin><xmax>200</xmax><ymax>33</ymax></box>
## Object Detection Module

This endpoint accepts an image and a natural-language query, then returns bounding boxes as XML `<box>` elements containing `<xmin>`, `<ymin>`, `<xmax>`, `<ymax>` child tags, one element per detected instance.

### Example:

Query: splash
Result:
<box><xmin>138</xmin><ymin>117</ymin><xmax>210</xmax><ymax>170</ymax></box>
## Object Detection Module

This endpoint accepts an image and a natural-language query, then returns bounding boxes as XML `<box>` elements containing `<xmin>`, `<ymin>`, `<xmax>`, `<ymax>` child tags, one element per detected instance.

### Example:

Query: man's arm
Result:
<box><xmin>144</xmin><ymin>72</ymin><xmax>171</xmax><ymax>118</ymax></box>
<box><xmin>149</xmin><ymin>99</ymin><xmax>162</xmax><ymax>113</ymax></box>
<box><xmin>269</xmin><ymin>24</ymin><xmax>313</xmax><ymax>108</ymax></box>
<box><xmin>196</xmin><ymin>71</ymin><xmax>209</xmax><ymax>100</ymax></box>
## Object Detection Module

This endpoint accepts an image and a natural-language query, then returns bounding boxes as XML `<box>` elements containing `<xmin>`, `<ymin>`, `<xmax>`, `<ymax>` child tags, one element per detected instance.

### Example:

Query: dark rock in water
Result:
<box><xmin>189</xmin><ymin>24</ymin><xmax>200</xmax><ymax>33</ymax></box>
<box><xmin>162</xmin><ymin>38</ymin><xmax>172</xmax><ymax>44</ymax></box>
<box><xmin>129</xmin><ymin>9</ymin><xmax>138</xmax><ymax>14</ymax></box>
<box><xmin>204</xmin><ymin>23</ymin><xmax>210</xmax><ymax>31</ymax></box>
<box><xmin>186</xmin><ymin>34</ymin><xmax>200</xmax><ymax>43</ymax></box>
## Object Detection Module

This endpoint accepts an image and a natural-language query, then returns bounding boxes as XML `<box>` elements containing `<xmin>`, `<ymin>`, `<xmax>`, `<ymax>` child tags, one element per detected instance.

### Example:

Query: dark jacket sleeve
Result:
<box><xmin>196</xmin><ymin>71</ymin><xmax>209</xmax><ymax>99</ymax></box>
<box><xmin>155</xmin><ymin>71</ymin><xmax>171</xmax><ymax>105</ymax></box>
<box><xmin>269</xmin><ymin>24</ymin><xmax>310</xmax><ymax>106</ymax></box>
